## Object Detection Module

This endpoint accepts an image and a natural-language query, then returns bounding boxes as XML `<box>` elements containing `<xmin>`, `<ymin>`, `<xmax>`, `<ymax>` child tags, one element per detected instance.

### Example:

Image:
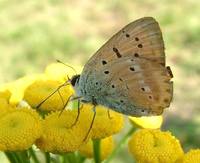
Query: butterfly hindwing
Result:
<box><xmin>101</xmin><ymin>57</ymin><xmax>173</xmax><ymax>116</ymax></box>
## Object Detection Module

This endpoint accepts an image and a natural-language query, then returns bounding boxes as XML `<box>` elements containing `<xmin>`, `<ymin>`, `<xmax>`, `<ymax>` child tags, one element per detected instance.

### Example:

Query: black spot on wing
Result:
<box><xmin>130</xmin><ymin>67</ymin><xmax>135</xmax><ymax>71</ymax></box>
<box><xmin>102</xmin><ymin>60</ymin><xmax>107</xmax><ymax>65</ymax></box>
<box><xmin>135</xmin><ymin>37</ymin><xmax>139</xmax><ymax>41</ymax></box>
<box><xmin>134</xmin><ymin>53</ymin><xmax>139</xmax><ymax>57</ymax></box>
<box><xmin>125</xmin><ymin>33</ymin><xmax>130</xmax><ymax>37</ymax></box>
<box><xmin>138</xmin><ymin>44</ymin><xmax>143</xmax><ymax>48</ymax></box>
<box><xmin>104</xmin><ymin>70</ymin><xmax>109</xmax><ymax>74</ymax></box>
<box><xmin>113</xmin><ymin>47</ymin><xmax>122</xmax><ymax>58</ymax></box>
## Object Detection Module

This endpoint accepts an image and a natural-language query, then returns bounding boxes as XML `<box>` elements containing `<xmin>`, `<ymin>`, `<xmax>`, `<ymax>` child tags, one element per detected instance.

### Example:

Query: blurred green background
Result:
<box><xmin>0</xmin><ymin>0</ymin><xmax>200</xmax><ymax>162</ymax></box>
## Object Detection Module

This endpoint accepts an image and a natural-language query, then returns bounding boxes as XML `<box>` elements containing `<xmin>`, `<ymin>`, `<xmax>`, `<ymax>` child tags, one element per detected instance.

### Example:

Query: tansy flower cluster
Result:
<box><xmin>0</xmin><ymin>62</ymin><xmax>199</xmax><ymax>163</ymax></box>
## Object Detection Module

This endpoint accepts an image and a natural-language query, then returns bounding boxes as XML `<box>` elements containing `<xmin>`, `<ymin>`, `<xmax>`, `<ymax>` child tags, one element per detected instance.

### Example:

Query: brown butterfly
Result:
<box><xmin>71</xmin><ymin>17</ymin><xmax>173</xmax><ymax>117</ymax></box>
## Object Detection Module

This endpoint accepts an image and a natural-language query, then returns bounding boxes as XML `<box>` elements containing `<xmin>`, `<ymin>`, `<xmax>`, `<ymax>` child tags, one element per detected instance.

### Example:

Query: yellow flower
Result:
<box><xmin>129</xmin><ymin>115</ymin><xmax>163</xmax><ymax>129</ymax></box>
<box><xmin>0</xmin><ymin>90</ymin><xmax>11</xmax><ymax>102</ymax></box>
<box><xmin>0</xmin><ymin>107</ymin><xmax>42</xmax><ymax>151</ymax></box>
<box><xmin>24</xmin><ymin>80</ymin><xmax>74</xmax><ymax>111</ymax></box>
<box><xmin>178</xmin><ymin>149</ymin><xmax>200</xmax><ymax>163</ymax></box>
<box><xmin>79</xmin><ymin>136</ymin><xmax>114</xmax><ymax>160</ymax></box>
<box><xmin>36</xmin><ymin>108</ymin><xmax>93</xmax><ymax>153</ymax></box>
<box><xmin>0</xmin><ymin>90</ymin><xmax>14</xmax><ymax>117</ymax></box>
<box><xmin>82</xmin><ymin>104</ymin><xmax>124</xmax><ymax>139</ymax></box>
<box><xmin>0</xmin><ymin>99</ymin><xmax>14</xmax><ymax>117</ymax></box>
<box><xmin>128</xmin><ymin>129</ymin><xmax>184</xmax><ymax>163</ymax></box>
<box><xmin>0</xmin><ymin>74</ymin><xmax>45</xmax><ymax>105</ymax></box>
<box><xmin>45</xmin><ymin>62</ymin><xmax>83</xmax><ymax>82</ymax></box>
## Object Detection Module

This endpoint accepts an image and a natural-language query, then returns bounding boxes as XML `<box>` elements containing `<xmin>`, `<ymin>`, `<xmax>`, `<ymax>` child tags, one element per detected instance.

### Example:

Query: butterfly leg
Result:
<box><xmin>83</xmin><ymin>105</ymin><xmax>96</xmax><ymax>141</ymax></box>
<box><xmin>36</xmin><ymin>80</ymin><xmax>70</xmax><ymax>109</ymax></box>
<box><xmin>59</xmin><ymin>95</ymin><xmax>81</xmax><ymax>117</ymax></box>
<box><xmin>69</xmin><ymin>99</ymin><xmax>83</xmax><ymax>128</ymax></box>
<box><xmin>107</xmin><ymin>109</ymin><xmax>113</xmax><ymax>119</ymax></box>
<box><xmin>70</xmin><ymin>96</ymin><xmax>83</xmax><ymax>101</ymax></box>
<box><xmin>58</xmin><ymin>94</ymin><xmax>73</xmax><ymax>117</ymax></box>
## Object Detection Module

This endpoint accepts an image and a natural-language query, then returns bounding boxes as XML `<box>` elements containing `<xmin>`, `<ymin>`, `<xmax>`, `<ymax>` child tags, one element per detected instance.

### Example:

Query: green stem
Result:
<box><xmin>29</xmin><ymin>148</ymin><xmax>40</xmax><ymax>163</ymax></box>
<box><xmin>45</xmin><ymin>152</ymin><xmax>51</xmax><ymax>163</ymax></box>
<box><xmin>76</xmin><ymin>152</ymin><xmax>86</xmax><ymax>163</ymax></box>
<box><xmin>11</xmin><ymin>152</ymin><xmax>22</xmax><ymax>163</ymax></box>
<box><xmin>93</xmin><ymin>139</ymin><xmax>101</xmax><ymax>163</ymax></box>
<box><xmin>62</xmin><ymin>154</ymin><xmax>70</xmax><ymax>163</ymax></box>
<box><xmin>4</xmin><ymin>152</ymin><xmax>18</xmax><ymax>163</ymax></box>
<box><xmin>104</xmin><ymin>127</ymin><xmax>136</xmax><ymax>163</ymax></box>
<box><xmin>78</xmin><ymin>156</ymin><xmax>86</xmax><ymax>163</ymax></box>
<box><xmin>69</xmin><ymin>152</ymin><xmax>77</xmax><ymax>163</ymax></box>
<box><xmin>18</xmin><ymin>150</ymin><xmax>30</xmax><ymax>163</ymax></box>
<box><xmin>13</xmin><ymin>153</ymin><xmax>22</xmax><ymax>163</ymax></box>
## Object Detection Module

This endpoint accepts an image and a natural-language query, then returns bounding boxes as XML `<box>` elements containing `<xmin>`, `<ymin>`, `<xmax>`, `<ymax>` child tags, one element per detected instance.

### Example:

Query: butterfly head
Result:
<box><xmin>70</xmin><ymin>74</ymin><xmax>80</xmax><ymax>87</ymax></box>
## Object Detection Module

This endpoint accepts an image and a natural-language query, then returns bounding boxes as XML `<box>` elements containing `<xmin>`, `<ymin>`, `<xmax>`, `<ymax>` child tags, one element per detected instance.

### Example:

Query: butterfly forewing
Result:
<box><xmin>81</xmin><ymin>17</ymin><xmax>173</xmax><ymax>116</ymax></box>
<box><xmin>85</xmin><ymin>17</ymin><xmax>165</xmax><ymax>67</ymax></box>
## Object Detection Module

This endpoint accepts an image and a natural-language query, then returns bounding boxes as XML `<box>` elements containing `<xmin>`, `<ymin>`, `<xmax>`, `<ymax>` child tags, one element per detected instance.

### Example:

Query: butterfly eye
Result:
<box><xmin>111</xmin><ymin>84</ymin><xmax>115</xmax><ymax>88</ymax></box>
<box><xmin>95</xmin><ymin>82</ymin><xmax>99</xmax><ymax>85</ymax></box>
<box><xmin>125</xmin><ymin>33</ymin><xmax>130</xmax><ymax>38</ymax></box>
<box><xmin>120</xmin><ymin>100</ymin><xmax>124</xmax><ymax>103</ymax></box>
<box><xmin>138</xmin><ymin>44</ymin><xmax>143</xmax><ymax>48</ymax></box>
<box><xmin>141</xmin><ymin>87</ymin><xmax>145</xmax><ymax>91</ymax></box>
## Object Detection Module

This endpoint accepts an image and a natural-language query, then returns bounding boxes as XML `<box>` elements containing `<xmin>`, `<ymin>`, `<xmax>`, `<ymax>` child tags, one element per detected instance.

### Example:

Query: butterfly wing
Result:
<box><xmin>85</xmin><ymin>17</ymin><xmax>165</xmax><ymax>68</ymax></box>
<box><xmin>81</xmin><ymin>17</ymin><xmax>173</xmax><ymax>116</ymax></box>
<box><xmin>95</xmin><ymin>57</ymin><xmax>173</xmax><ymax>116</ymax></box>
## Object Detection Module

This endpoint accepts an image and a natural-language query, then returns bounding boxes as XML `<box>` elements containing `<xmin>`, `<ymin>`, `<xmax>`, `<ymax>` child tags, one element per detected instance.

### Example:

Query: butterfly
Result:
<box><xmin>70</xmin><ymin>17</ymin><xmax>173</xmax><ymax>117</ymax></box>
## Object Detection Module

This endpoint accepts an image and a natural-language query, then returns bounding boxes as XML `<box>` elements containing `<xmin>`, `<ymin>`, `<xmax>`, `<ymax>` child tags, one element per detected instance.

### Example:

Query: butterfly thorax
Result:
<box><xmin>71</xmin><ymin>74</ymin><xmax>99</xmax><ymax>105</ymax></box>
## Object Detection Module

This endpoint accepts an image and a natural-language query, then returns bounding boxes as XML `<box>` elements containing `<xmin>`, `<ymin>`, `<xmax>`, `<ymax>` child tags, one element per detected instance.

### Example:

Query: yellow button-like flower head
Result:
<box><xmin>79</xmin><ymin>136</ymin><xmax>114</xmax><ymax>160</ymax></box>
<box><xmin>45</xmin><ymin>62</ymin><xmax>83</xmax><ymax>82</ymax></box>
<box><xmin>24</xmin><ymin>80</ymin><xmax>73</xmax><ymax>111</ymax></box>
<box><xmin>0</xmin><ymin>90</ymin><xmax>13</xmax><ymax>116</ymax></box>
<box><xmin>82</xmin><ymin>104</ymin><xmax>124</xmax><ymax>139</ymax></box>
<box><xmin>178</xmin><ymin>149</ymin><xmax>200</xmax><ymax>163</ymax></box>
<box><xmin>128</xmin><ymin>129</ymin><xmax>184</xmax><ymax>163</ymax></box>
<box><xmin>0</xmin><ymin>90</ymin><xmax>11</xmax><ymax>102</ymax></box>
<box><xmin>0</xmin><ymin>99</ymin><xmax>14</xmax><ymax>117</ymax></box>
<box><xmin>1</xmin><ymin>74</ymin><xmax>45</xmax><ymax>105</ymax></box>
<box><xmin>36</xmin><ymin>108</ymin><xmax>93</xmax><ymax>153</ymax></box>
<box><xmin>0</xmin><ymin>107</ymin><xmax>42</xmax><ymax>151</ymax></box>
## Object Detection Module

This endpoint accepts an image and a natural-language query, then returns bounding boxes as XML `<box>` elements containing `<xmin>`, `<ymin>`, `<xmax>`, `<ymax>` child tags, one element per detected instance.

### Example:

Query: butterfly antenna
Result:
<box><xmin>36</xmin><ymin>80</ymin><xmax>70</xmax><ymax>109</ymax></box>
<box><xmin>56</xmin><ymin>59</ymin><xmax>77</xmax><ymax>75</ymax></box>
